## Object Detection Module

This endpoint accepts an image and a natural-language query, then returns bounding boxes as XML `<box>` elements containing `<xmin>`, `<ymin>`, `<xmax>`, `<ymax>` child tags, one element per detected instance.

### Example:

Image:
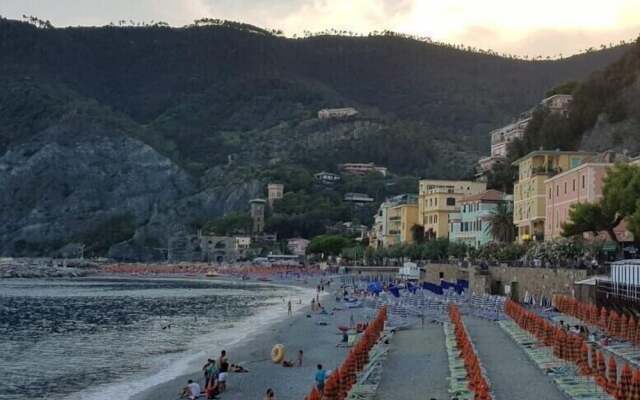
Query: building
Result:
<box><xmin>249</xmin><ymin>199</ymin><xmax>267</xmax><ymax>234</ymax></box>
<box><xmin>478</xmin><ymin>116</ymin><xmax>531</xmax><ymax>174</ymax></box>
<box><xmin>318</xmin><ymin>107</ymin><xmax>358</xmax><ymax>120</ymax></box>
<box><xmin>477</xmin><ymin>95</ymin><xmax>573</xmax><ymax>177</ymax></box>
<box><xmin>368</xmin><ymin>194</ymin><xmax>418</xmax><ymax>248</ymax></box>
<box><xmin>418</xmin><ymin>180</ymin><xmax>486</xmax><ymax>240</ymax></box>
<box><xmin>314</xmin><ymin>171</ymin><xmax>341</xmax><ymax>185</ymax></box>
<box><xmin>234</xmin><ymin>236</ymin><xmax>251</xmax><ymax>250</ymax></box>
<box><xmin>541</xmin><ymin>94</ymin><xmax>573</xmax><ymax>116</ymax></box>
<box><xmin>544</xmin><ymin>162</ymin><xmax>632</xmax><ymax>242</ymax></box>
<box><xmin>168</xmin><ymin>232</ymin><xmax>238</xmax><ymax>263</ymax></box>
<box><xmin>267</xmin><ymin>183</ymin><xmax>284</xmax><ymax>208</ymax></box>
<box><xmin>344</xmin><ymin>192</ymin><xmax>374</xmax><ymax>203</ymax></box>
<box><xmin>449</xmin><ymin>190</ymin><xmax>512</xmax><ymax>248</ymax></box>
<box><xmin>339</xmin><ymin>163</ymin><xmax>388</xmax><ymax>177</ymax></box>
<box><xmin>370</xmin><ymin>202</ymin><xmax>392</xmax><ymax>248</ymax></box>
<box><xmin>512</xmin><ymin>150</ymin><xmax>598</xmax><ymax>242</ymax></box>
<box><xmin>287</xmin><ymin>238</ymin><xmax>310</xmax><ymax>256</ymax></box>
<box><xmin>386</xmin><ymin>202</ymin><xmax>419</xmax><ymax>247</ymax></box>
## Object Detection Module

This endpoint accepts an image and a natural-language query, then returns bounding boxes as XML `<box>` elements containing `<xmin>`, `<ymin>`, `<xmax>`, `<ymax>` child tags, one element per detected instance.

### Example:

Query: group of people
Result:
<box><xmin>181</xmin><ymin>350</ymin><xmax>235</xmax><ymax>400</ymax></box>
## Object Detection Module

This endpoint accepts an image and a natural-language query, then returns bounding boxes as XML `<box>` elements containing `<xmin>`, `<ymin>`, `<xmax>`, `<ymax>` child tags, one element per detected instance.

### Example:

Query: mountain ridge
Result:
<box><xmin>0</xmin><ymin>17</ymin><xmax>635</xmax><ymax>258</ymax></box>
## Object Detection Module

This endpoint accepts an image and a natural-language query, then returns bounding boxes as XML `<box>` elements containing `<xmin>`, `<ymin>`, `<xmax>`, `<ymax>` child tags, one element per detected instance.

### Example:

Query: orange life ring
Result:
<box><xmin>271</xmin><ymin>344</ymin><xmax>285</xmax><ymax>364</ymax></box>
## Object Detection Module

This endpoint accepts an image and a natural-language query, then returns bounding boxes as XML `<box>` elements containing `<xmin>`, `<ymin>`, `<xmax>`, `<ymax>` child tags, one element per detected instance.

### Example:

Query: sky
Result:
<box><xmin>2</xmin><ymin>0</ymin><xmax>639</xmax><ymax>57</ymax></box>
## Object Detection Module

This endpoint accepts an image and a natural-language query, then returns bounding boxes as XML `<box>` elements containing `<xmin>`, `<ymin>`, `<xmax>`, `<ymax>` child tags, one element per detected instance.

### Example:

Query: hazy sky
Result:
<box><xmin>2</xmin><ymin>0</ymin><xmax>639</xmax><ymax>57</ymax></box>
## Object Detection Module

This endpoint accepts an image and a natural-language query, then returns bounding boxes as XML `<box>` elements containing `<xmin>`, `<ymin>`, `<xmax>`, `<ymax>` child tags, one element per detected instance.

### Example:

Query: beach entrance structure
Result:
<box><xmin>398</xmin><ymin>262</ymin><xmax>420</xmax><ymax>280</ymax></box>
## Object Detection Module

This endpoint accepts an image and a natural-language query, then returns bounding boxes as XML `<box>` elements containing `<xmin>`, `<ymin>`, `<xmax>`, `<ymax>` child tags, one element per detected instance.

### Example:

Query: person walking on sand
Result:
<box><xmin>315</xmin><ymin>364</ymin><xmax>326</xmax><ymax>393</ymax></box>
<box><xmin>288</xmin><ymin>300</ymin><xmax>292</xmax><ymax>316</ymax></box>
<box><xmin>298</xmin><ymin>350</ymin><xmax>304</xmax><ymax>367</ymax></box>
<box><xmin>311</xmin><ymin>298</ymin><xmax>316</xmax><ymax>312</ymax></box>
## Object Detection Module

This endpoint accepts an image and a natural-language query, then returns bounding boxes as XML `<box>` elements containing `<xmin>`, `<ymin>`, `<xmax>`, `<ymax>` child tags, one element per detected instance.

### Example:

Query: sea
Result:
<box><xmin>0</xmin><ymin>277</ymin><xmax>307</xmax><ymax>400</ymax></box>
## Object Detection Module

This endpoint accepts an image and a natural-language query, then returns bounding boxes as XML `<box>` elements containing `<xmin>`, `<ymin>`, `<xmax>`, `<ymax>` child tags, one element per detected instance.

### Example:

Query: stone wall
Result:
<box><xmin>420</xmin><ymin>263</ymin><xmax>588</xmax><ymax>303</ymax></box>
<box><xmin>421</xmin><ymin>263</ymin><xmax>469</xmax><ymax>284</ymax></box>
<box><xmin>483</xmin><ymin>266</ymin><xmax>588</xmax><ymax>302</ymax></box>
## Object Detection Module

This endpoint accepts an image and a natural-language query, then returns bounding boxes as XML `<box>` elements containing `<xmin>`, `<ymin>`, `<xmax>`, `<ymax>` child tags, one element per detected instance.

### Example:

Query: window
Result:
<box><xmin>572</xmin><ymin>179</ymin><xmax>576</xmax><ymax>191</ymax></box>
<box><xmin>435</xmin><ymin>198</ymin><xmax>438</xmax><ymax>206</ymax></box>
<box><xmin>556</xmin><ymin>185</ymin><xmax>559</xmax><ymax>196</ymax></box>
<box><xmin>439</xmin><ymin>272</ymin><xmax>444</xmax><ymax>279</ymax></box>
<box><xmin>434</xmin><ymin>215</ymin><xmax>438</xmax><ymax>223</ymax></box>
<box><xmin>548</xmin><ymin>188</ymin><xmax>552</xmax><ymax>199</ymax></box>
<box><xmin>478</xmin><ymin>221</ymin><xmax>482</xmax><ymax>231</ymax></box>
<box><xmin>446</xmin><ymin>197</ymin><xmax>455</xmax><ymax>206</ymax></box>
<box><xmin>582</xmin><ymin>175</ymin><xmax>585</xmax><ymax>189</ymax></box>
<box><xmin>564</xmin><ymin>182</ymin><xmax>567</xmax><ymax>194</ymax></box>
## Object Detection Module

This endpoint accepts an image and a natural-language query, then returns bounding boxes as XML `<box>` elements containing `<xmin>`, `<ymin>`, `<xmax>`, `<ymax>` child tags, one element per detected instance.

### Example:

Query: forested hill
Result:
<box><xmin>0</xmin><ymin>17</ymin><xmax>634</xmax><ymax>258</ymax></box>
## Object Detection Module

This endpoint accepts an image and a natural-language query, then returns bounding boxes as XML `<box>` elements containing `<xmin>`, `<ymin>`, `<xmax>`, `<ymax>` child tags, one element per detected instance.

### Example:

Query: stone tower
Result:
<box><xmin>267</xmin><ymin>183</ymin><xmax>284</xmax><ymax>208</ymax></box>
<box><xmin>249</xmin><ymin>198</ymin><xmax>267</xmax><ymax>234</ymax></box>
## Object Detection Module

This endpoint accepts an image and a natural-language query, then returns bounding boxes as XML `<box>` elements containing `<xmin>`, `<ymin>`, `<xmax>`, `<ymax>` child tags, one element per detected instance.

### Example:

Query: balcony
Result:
<box><xmin>531</xmin><ymin>166</ymin><xmax>561</xmax><ymax>177</ymax></box>
<box><xmin>388</xmin><ymin>216</ymin><xmax>401</xmax><ymax>221</ymax></box>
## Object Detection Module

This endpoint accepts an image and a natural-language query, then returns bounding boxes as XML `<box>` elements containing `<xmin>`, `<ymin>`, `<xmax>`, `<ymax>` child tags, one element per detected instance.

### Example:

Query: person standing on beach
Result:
<box><xmin>264</xmin><ymin>388</ymin><xmax>275</xmax><ymax>400</ymax></box>
<box><xmin>298</xmin><ymin>350</ymin><xmax>304</xmax><ymax>367</ymax></box>
<box><xmin>315</xmin><ymin>364</ymin><xmax>326</xmax><ymax>393</ymax></box>
<box><xmin>288</xmin><ymin>300</ymin><xmax>292</xmax><ymax>316</ymax></box>
<box><xmin>202</xmin><ymin>358</ymin><xmax>216</xmax><ymax>383</ymax></box>
<box><xmin>218</xmin><ymin>350</ymin><xmax>229</xmax><ymax>393</ymax></box>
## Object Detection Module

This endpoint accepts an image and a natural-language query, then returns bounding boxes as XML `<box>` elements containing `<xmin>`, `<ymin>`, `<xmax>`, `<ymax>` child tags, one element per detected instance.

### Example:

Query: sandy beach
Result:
<box><xmin>132</xmin><ymin>278</ymin><xmax>368</xmax><ymax>400</ymax></box>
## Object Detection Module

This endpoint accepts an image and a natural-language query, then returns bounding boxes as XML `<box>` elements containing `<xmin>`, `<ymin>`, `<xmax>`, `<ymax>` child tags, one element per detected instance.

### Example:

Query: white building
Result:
<box><xmin>318</xmin><ymin>107</ymin><xmax>359</xmax><ymax>120</ymax></box>
<box><xmin>344</xmin><ymin>192</ymin><xmax>374</xmax><ymax>203</ymax></box>
<box><xmin>339</xmin><ymin>163</ymin><xmax>387</xmax><ymax>176</ymax></box>
<box><xmin>314</xmin><ymin>171</ymin><xmax>341</xmax><ymax>185</ymax></box>
<box><xmin>541</xmin><ymin>94</ymin><xmax>573</xmax><ymax>116</ymax></box>
<box><xmin>398</xmin><ymin>262</ymin><xmax>420</xmax><ymax>280</ymax></box>
<box><xmin>287</xmin><ymin>238</ymin><xmax>310</xmax><ymax>256</ymax></box>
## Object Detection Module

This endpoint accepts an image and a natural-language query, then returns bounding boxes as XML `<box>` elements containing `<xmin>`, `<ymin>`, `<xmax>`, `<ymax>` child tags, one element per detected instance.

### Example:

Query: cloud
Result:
<box><xmin>0</xmin><ymin>0</ymin><xmax>639</xmax><ymax>56</ymax></box>
<box><xmin>452</xmin><ymin>25</ymin><xmax>640</xmax><ymax>57</ymax></box>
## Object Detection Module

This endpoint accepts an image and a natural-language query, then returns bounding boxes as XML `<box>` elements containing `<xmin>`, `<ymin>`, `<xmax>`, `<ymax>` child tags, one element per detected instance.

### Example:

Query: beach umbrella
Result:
<box><xmin>608</xmin><ymin>355</ymin><xmax>619</xmax><ymax>395</ymax></box>
<box><xmin>630</xmin><ymin>369</ymin><xmax>640</xmax><ymax>400</ymax></box>
<box><xmin>620</xmin><ymin>363</ymin><xmax>633</xmax><ymax>399</ymax></box>
<box><xmin>578</xmin><ymin>343</ymin><xmax>591</xmax><ymax>375</ymax></box>
<box><xmin>589</xmin><ymin>344</ymin><xmax>598</xmax><ymax>375</ymax></box>
<box><xmin>600</xmin><ymin>307</ymin><xmax>609</xmax><ymax>330</ymax></box>
<box><xmin>597</xmin><ymin>351</ymin><xmax>607</xmax><ymax>388</ymax></box>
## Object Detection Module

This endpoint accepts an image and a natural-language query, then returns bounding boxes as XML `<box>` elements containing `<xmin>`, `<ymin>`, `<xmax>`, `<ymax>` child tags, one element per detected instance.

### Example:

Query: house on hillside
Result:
<box><xmin>339</xmin><ymin>163</ymin><xmax>387</xmax><ymax>176</ymax></box>
<box><xmin>318</xmin><ymin>107</ymin><xmax>358</xmax><ymax>120</ymax></box>
<box><xmin>314</xmin><ymin>171</ymin><xmax>341</xmax><ymax>185</ymax></box>
<box><xmin>344</xmin><ymin>192</ymin><xmax>374</xmax><ymax>204</ymax></box>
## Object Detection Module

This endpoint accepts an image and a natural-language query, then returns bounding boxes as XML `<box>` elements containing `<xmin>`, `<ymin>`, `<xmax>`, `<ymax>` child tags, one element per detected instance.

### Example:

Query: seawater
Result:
<box><xmin>0</xmin><ymin>277</ymin><xmax>308</xmax><ymax>400</ymax></box>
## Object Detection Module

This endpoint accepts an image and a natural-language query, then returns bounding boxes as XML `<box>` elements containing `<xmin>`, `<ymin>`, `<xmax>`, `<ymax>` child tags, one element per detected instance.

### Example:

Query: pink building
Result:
<box><xmin>544</xmin><ymin>163</ymin><xmax>631</xmax><ymax>241</ymax></box>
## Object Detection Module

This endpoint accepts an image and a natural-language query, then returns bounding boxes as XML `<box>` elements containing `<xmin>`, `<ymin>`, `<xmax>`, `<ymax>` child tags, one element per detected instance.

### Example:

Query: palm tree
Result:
<box><xmin>485</xmin><ymin>202</ymin><xmax>516</xmax><ymax>243</ymax></box>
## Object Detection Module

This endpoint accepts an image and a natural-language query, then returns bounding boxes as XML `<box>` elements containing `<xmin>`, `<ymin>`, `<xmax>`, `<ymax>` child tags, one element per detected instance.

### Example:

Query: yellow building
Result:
<box><xmin>418</xmin><ymin>180</ymin><xmax>486</xmax><ymax>240</ymax></box>
<box><xmin>386</xmin><ymin>203</ymin><xmax>419</xmax><ymax>247</ymax></box>
<box><xmin>512</xmin><ymin>150</ymin><xmax>597</xmax><ymax>242</ymax></box>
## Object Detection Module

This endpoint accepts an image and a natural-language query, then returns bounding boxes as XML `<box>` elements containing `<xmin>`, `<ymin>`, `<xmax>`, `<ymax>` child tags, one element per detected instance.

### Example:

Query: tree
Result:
<box><xmin>562</xmin><ymin>164</ymin><xmax>640</xmax><ymax>248</ymax></box>
<box><xmin>307</xmin><ymin>235</ymin><xmax>351</xmax><ymax>256</ymax></box>
<box><xmin>410</xmin><ymin>224</ymin><xmax>425</xmax><ymax>244</ymax></box>
<box><xmin>486</xmin><ymin>162</ymin><xmax>516</xmax><ymax>194</ymax></box>
<box><xmin>485</xmin><ymin>202</ymin><xmax>516</xmax><ymax>243</ymax></box>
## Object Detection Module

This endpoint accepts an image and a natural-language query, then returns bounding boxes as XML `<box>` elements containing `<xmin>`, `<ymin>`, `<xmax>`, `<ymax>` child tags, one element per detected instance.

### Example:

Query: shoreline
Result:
<box><xmin>130</xmin><ymin>277</ymin><xmax>358</xmax><ymax>400</ymax></box>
